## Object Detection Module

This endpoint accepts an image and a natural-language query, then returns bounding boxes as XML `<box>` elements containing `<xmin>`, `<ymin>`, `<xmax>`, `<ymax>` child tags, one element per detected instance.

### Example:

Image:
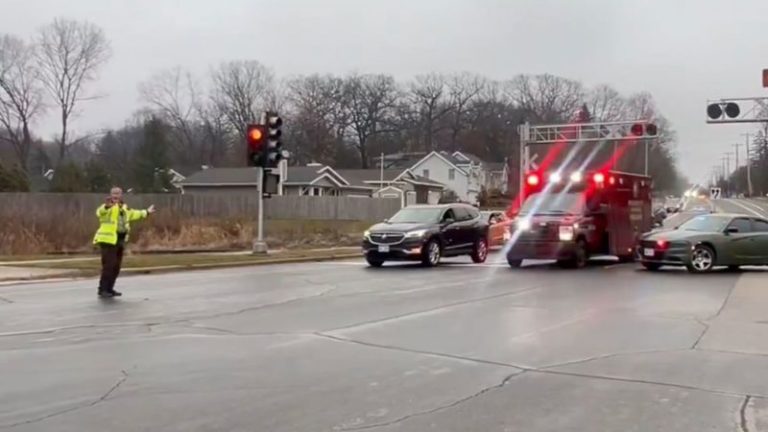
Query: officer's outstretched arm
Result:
<box><xmin>127</xmin><ymin>209</ymin><xmax>149</xmax><ymax>222</ymax></box>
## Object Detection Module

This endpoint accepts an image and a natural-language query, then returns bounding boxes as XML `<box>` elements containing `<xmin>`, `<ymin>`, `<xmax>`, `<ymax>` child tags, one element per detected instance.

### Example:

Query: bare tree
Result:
<box><xmin>139</xmin><ymin>67</ymin><xmax>205</xmax><ymax>163</ymax></box>
<box><xmin>343</xmin><ymin>74</ymin><xmax>399</xmax><ymax>168</ymax></box>
<box><xmin>286</xmin><ymin>74</ymin><xmax>348</xmax><ymax>165</ymax></box>
<box><xmin>585</xmin><ymin>84</ymin><xmax>626</xmax><ymax>122</ymax></box>
<box><xmin>211</xmin><ymin>60</ymin><xmax>274</xmax><ymax>138</ymax></box>
<box><xmin>409</xmin><ymin>73</ymin><xmax>451</xmax><ymax>152</ymax></box>
<box><xmin>35</xmin><ymin>18</ymin><xmax>111</xmax><ymax>161</ymax></box>
<box><xmin>446</xmin><ymin>72</ymin><xmax>486</xmax><ymax>151</ymax></box>
<box><xmin>505</xmin><ymin>74</ymin><xmax>584</xmax><ymax>123</ymax></box>
<box><xmin>0</xmin><ymin>35</ymin><xmax>45</xmax><ymax>170</ymax></box>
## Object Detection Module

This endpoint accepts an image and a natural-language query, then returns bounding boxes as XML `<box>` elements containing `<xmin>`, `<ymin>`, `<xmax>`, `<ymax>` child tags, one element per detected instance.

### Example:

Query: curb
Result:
<box><xmin>0</xmin><ymin>253</ymin><xmax>361</xmax><ymax>285</ymax></box>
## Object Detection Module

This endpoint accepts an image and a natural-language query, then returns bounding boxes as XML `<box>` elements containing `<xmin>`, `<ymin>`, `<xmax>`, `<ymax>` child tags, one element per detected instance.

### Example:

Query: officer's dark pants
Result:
<box><xmin>98</xmin><ymin>234</ymin><xmax>126</xmax><ymax>293</ymax></box>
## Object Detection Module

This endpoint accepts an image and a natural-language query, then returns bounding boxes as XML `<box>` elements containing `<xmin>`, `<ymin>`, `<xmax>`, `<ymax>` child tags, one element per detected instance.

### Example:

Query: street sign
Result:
<box><xmin>710</xmin><ymin>187</ymin><xmax>721</xmax><ymax>199</ymax></box>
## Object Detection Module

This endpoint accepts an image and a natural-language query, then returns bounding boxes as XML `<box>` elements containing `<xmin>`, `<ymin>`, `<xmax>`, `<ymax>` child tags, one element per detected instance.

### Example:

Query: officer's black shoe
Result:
<box><xmin>98</xmin><ymin>290</ymin><xmax>114</xmax><ymax>298</ymax></box>
<box><xmin>109</xmin><ymin>290</ymin><xmax>123</xmax><ymax>297</ymax></box>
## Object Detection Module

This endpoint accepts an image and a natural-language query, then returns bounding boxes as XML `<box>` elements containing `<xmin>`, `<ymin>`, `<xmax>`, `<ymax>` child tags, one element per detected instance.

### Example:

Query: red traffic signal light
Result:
<box><xmin>629</xmin><ymin>123</ymin><xmax>658</xmax><ymax>137</ymax></box>
<box><xmin>246</xmin><ymin>124</ymin><xmax>267</xmax><ymax>166</ymax></box>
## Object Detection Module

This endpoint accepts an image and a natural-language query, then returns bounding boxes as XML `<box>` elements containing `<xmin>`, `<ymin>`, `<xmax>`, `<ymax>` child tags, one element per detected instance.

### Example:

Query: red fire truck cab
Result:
<box><xmin>507</xmin><ymin>170</ymin><xmax>652</xmax><ymax>268</ymax></box>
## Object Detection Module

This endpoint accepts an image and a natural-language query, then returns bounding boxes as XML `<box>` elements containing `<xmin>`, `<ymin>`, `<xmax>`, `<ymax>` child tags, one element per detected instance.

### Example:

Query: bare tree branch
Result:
<box><xmin>343</xmin><ymin>74</ymin><xmax>399</xmax><ymax>168</ymax></box>
<box><xmin>410</xmin><ymin>73</ymin><xmax>451</xmax><ymax>152</ymax></box>
<box><xmin>211</xmin><ymin>60</ymin><xmax>274</xmax><ymax>139</ymax></box>
<box><xmin>0</xmin><ymin>35</ymin><xmax>45</xmax><ymax>171</ymax></box>
<box><xmin>35</xmin><ymin>18</ymin><xmax>111</xmax><ymax>161</ymax></box>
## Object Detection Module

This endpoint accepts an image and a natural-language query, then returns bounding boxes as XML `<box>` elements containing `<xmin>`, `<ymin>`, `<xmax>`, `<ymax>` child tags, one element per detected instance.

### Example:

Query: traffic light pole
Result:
<box><xmin>253</xmin><ymin>167</ymin><xmax>268</xmax><ymax>254</ymax></box>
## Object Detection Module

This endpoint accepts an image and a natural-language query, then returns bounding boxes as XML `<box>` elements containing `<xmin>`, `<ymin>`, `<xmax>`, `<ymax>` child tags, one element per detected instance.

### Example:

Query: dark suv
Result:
<box><xmin>362</xmin><ymin>204</ymin><xmax>490</xmax><ymax>267</ymax></box>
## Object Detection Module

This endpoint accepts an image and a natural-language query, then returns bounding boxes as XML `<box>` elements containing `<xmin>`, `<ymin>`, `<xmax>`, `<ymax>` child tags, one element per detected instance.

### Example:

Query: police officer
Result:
<box><xmin>93</xmin><ymin>187</ymin><xmax>156</xmax><ymax>297</ymax></box>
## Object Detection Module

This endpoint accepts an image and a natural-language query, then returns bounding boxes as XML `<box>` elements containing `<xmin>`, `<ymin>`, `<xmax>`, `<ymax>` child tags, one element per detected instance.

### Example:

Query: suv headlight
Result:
<box><xmin>405</xmin><ymin>229</ymin><xmax>427</xmax><ymax>238</ymax></box>
<box><xmin>558</xmin><ymin>225</ymin><xmax>574</xmax><ymax>241</ymax></box>
<box><xmin>363</xmin><ymin>230</ymin><xmax>371</xmax><ymax>239</ymax></box>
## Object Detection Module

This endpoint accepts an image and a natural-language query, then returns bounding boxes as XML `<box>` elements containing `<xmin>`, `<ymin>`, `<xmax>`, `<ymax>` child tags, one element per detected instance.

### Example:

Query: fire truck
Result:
<box><xmin>506</xmin><ymin>169</ymin><xmax>652</xmax><ymax>268</ymax></box>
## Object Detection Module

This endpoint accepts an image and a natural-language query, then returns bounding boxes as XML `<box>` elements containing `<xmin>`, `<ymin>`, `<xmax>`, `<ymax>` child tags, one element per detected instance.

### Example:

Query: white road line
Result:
<box><xmin>735</xmin><ymin>199</ymin><xmax>768</xmax><ymax>215</ymax></box>
<box><xmin>725</xmin><ymin>199</ymin><xmax>767</xmax><ymax>218</ymax></box>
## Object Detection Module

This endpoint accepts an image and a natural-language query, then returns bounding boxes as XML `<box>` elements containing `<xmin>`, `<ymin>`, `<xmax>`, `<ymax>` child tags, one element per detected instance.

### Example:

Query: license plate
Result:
<box><xmin>643</xmin><ymin>248</ymin><xmax>655</xmax><ymax>257</ymax></box>
<box><xmin>378</xmin><ymin>245</ymin><xmax>390</xmax><ymax>253</ymax></box>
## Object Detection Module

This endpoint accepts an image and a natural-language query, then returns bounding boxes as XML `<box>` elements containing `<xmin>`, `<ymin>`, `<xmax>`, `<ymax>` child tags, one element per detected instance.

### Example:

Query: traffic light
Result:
<box><xmin>629</xmin><ymin>122</ymin><xmax>658</xmax><ymax>137</ymax></box>
<box><xmin>263</xmin><ymin>111</ymin><xmax>289</xmax><ymax>168</ymax></box>
<box><xmin>246</xmin><ymin>124</ymin><xmax>266</xmax><ymax>167</ymax></box>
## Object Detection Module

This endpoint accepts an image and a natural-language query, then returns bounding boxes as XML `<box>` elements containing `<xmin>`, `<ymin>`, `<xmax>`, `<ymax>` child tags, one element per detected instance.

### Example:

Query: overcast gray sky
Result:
<box><xmin>3</xmin><ymin>0</ymin><xmax>767</xmax><ymax>183</ymax></box>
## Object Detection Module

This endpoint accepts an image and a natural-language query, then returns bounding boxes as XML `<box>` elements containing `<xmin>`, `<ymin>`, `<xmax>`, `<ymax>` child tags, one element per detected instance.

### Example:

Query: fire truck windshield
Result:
<box><xmin>519</xmin><ymin>192</ymin><xmax>586</xmax><ymax>216</ymax></box>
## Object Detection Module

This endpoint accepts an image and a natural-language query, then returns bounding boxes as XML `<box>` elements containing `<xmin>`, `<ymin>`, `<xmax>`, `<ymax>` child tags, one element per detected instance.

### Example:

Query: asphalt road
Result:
<box><xmin>3</xmin><ymin>240</ymin><xmax>768</xmax><ymax>431</ymax></box>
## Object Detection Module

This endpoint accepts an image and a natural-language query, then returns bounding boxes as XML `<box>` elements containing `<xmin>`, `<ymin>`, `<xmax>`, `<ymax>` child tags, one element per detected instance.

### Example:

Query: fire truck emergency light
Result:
<box><xmin>570</xmin><ymin>172</ymin><xmax>583</xmax><ymax>183</ymax></box>
<box><xmin>592</xmin><ymin>172</ymin><xmax>605</xmax><ymax>183</ymax></box>
<box><xmin>526</xmin><ymin>173</ymin><xmax>540</xmax><ymax>186</ymax></box>
<box><xmin>549</xmin><ymin>172</ymin><xmax>562</xmax><ymax>183</ymax></box>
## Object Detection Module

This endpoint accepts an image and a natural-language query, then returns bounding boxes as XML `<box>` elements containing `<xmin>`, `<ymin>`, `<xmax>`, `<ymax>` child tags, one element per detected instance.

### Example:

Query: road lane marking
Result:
<box><xmin>726</xmin><ymin>199</ymin><xmax>767</xmax><ymax>218</ymax></box>
<box><xmin>734</xmin><ymin>199</ymin><xmax>768</xmax><ymax>216</ymax></box>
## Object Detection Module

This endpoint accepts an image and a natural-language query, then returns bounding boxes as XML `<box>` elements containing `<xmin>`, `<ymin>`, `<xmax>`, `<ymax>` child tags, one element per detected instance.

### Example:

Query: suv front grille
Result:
<box><xmin>370</xmin><ymin>233</ymin><xmax>405</xmax><ymax>244</ymax></box>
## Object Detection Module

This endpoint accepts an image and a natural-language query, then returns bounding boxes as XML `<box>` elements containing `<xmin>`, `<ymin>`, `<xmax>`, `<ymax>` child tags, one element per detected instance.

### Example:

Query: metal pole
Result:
<box><xmin>644</xmin><ymin>139</ymin><xmax>649</xmax><ymax>175</ymax></box>
<box><xmin>253</xmin><ymin>167</ymin><xmax>268</xmax><ymax>254</ymax></box>
<box><xmin>518</xmin><ymin>123</ymin><xmax>528</xmax><ymax>201</ymax></box>
<box><xmin>741</xmin><ymin>133</ymin><xmax>753</xmax><ymax>196</ymax></box>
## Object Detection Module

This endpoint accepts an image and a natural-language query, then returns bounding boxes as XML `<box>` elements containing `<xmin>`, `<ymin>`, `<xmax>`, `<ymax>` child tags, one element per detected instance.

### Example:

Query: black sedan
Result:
<box><xmin>637</xmin><ymin>213</ymin><xmax>768</xmax><ymax>273</ymax></box>
<box><xmin>362</xmin><ymin>204</ymin><xmax>490</xmax><ymax>267</ymax></box>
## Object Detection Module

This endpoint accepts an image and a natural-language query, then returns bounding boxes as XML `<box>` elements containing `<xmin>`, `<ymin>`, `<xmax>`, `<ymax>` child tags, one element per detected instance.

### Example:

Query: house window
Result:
<box><xmin>311</xmin><ymin>187</ymin><xmax>322</xmax><ymax>196</ymax></box>
<box><xmin>422</xmin><ymin>169</ymin><xmax>430</xmax><ymax>179</ymax></box>
<box><xmin>448</xmin><ymin>168</ymin><xmax>455</xmax><ymax>181</ymax></box>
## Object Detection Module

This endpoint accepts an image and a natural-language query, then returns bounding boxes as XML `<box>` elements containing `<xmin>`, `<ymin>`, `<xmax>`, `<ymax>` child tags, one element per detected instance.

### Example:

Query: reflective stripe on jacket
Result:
<box><xmin>93</xmin><ymin>204</ymin><xmax>148</xmax><ymax>245</ymax></box>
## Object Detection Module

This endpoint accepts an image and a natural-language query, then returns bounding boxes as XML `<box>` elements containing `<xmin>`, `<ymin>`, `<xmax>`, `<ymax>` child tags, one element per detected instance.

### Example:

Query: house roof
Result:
<box><xmin>180</xmin><ymin>167</ymin><xmax>262</xmax><ymax>186</ymax></box>
<box><xmin>285</xmin><ymin>166</ymin><xmax>325</xmax><ymax>183</ymax></box>
<box><xmin>411</xmin><ymin>151</ymin><xmax>468</xmax><ymax>176</ymax></box>
<box><xmin>452</xmin><ymin>151</ymin><xmax>484</xmax><ymax>165</ymax></box>
<box><xmin>335</xmin><ymin>169</ymin><xmax>404</xmax><ymax>186</ymax></box>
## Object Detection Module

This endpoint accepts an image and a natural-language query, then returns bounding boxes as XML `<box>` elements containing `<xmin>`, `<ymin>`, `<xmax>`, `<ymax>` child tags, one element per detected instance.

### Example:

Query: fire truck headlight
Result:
<box><xmin>549</xmin><ymin>172</ymin><xmax>562</xmax><ymax>183</ymax></box>
<box><xmin>559</xmin><ymin>225</ymin><xmax>575</xmax><ymax>241</ymax></box>
<box><xmin>516</xmin><ymin>218</ymin><xmax>531</xmax><ymax>231</ymax></box>
<box><xmin>570</xmin><ymin>171</ymin><xmax>583</xmax><ymax>183</ymax></box>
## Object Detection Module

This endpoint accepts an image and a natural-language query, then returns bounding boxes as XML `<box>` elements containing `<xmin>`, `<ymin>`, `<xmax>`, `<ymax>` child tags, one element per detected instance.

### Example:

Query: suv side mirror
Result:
<box><xmin>725</xmin><ymin>226</ymin><xmax>739</xmax><ymax>235</ymax></box>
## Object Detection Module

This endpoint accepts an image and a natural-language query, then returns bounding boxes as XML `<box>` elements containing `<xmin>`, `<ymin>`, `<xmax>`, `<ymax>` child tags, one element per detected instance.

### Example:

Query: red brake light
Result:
<box><xmin>656</xmin><ymin>240</ymin><xmax>668</xmax><ymax>249</ymax></box>
<box><xmin>526</xmin><ymin>174</ymin><xmax>540</xmax><ymax>186</ymax></box>
<box><xmin>593</xmin><ymin>173</ymin><xmax>605</xmax><ymax>183</ymax></box>
<box><xmin>608</xmin><ymin>176</ymin><xmax>616</xmax><ymax>185</ymax></box>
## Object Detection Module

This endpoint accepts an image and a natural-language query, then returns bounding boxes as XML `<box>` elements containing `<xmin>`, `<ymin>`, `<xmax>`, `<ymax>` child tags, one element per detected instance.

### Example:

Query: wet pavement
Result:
<box><xmin>3</xmin><ymin>252</ymin><xmax>768</xmax><ymax>431</ymax></box>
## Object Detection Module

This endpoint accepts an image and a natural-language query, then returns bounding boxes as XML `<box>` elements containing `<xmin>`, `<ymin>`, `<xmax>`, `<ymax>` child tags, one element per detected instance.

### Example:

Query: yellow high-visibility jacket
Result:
<box><xmin>93</xmin><ymin>203</ymin><xmax>149</xmax><ymax>245</ymax></box>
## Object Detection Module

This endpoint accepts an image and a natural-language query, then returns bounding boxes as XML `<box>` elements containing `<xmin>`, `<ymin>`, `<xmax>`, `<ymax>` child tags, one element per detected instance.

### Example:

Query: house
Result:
<box><xmin>179</xmin><ymin>163</ymin><xmax>444</xmax><ymax>207</ymax></box>
<box><xmin>377</xmin><ymin>151</ymin><xmax>511</xmax><ymax>202</ymax></box>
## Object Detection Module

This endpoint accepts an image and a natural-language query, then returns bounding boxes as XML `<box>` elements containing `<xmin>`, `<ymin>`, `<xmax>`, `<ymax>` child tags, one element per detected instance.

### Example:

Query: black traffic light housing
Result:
<box><xmin>707</xmin><ymin>102</ymin><xmax>741</xmax><ymax>121</ymax></box>
<box><xmin>264</xmin><ymin>111</ymin><xmax>285</xmax><ymax>169</ymax></box>
<box><xmin>246</xmin><ymin>124</ymin><xmax>267</xmax><ymax>167</ymax></box>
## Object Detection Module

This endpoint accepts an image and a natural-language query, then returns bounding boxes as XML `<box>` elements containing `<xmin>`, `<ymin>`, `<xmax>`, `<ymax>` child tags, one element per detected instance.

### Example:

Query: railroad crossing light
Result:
<box><xmin>629</xmin><ymin>123</ymin><xmax>658</xmax><ymax>137</ymax></box>
<box><xmin>707</xmin><ymin>102</ymin><xmax>740</xmax><ymax>121</ymax></box>
<box><xmin>246</xmin><ymin>124</ymin><xmax>266</xmax><ymax>167</ymax></box>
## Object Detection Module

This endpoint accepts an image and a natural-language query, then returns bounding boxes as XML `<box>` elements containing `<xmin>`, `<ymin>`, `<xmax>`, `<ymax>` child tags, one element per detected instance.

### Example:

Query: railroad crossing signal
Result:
<box><xmin>706</xmin><ymin>97</ymin><xmax>768</xmax><ymax>124</ymax></box>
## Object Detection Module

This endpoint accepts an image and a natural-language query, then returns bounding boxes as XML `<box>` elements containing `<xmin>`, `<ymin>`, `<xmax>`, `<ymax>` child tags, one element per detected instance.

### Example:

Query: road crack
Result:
<box><xmin>337</xmin><ymin>370</ymin><xmax>527</xmax><ymax>431</ymax></box>
<box><xmin>740</xmin><ymin>395</ymin><xmax>753</xmax><ymax>432</ymax></box>
<box><xmin>0</xmin><ymin>296</ymin><xmax>13</xmax><ymax>304</ymax></box>
<box><xmin>0</xmin><ymin>370</ymin><xmax>130</xmax><ymax>430</ymax></box>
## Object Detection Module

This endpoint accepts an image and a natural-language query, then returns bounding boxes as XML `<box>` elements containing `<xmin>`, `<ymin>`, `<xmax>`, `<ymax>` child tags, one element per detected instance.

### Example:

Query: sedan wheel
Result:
<box><xmin>687</xmin><ymin>245</ymin><xmax>715</xmax><ymax>273</ymax></box>
<box><xmin>422</xmin><ymin>240</ymin><xmax>441</xmax><ymax>267</ymax></box>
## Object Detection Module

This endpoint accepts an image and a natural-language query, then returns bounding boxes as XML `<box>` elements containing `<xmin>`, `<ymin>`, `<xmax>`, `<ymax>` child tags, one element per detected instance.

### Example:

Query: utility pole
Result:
<box><xmin>740</xmin><ymin>133</ymin><xmax>754</xmax><ymax>196</ymax></box>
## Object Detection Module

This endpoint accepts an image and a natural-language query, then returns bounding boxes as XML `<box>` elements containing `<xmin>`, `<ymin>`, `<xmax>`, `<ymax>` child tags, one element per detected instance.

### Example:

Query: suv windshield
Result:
<box><xmin>388</xmin><ymin>207</ymin><xmax>443</xmax><ymax>224</ymax></box>
<box><xmin>678</xmin><ymin>215</ymin><xmax>729</xmax><ymax>232</ymax></box>
<box><xmin>519</xmin><ymin>192</ymin><xmax>586</xmax><ymax>216</ymax></box>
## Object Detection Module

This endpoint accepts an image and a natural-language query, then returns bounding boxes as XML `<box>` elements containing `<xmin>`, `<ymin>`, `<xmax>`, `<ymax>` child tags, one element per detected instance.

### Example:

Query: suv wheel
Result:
<box><xmin>422</xmin><ymin>239</ymin><xmax>441</xmax><ymax>267</ymax></box>
<box><xmin>507</xmin><ymin>258</ymin><xmax>522</xmax><ymax>268</ymax></box>
<box><xmin>686</xmin><ymin>244</ymin><xmax>715</xmax><ymax>273</ymax></box>
<box><xmin>471</xmin><ymin>237</ymin><xmax>488</xmax><ymax>263</ymax></box>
